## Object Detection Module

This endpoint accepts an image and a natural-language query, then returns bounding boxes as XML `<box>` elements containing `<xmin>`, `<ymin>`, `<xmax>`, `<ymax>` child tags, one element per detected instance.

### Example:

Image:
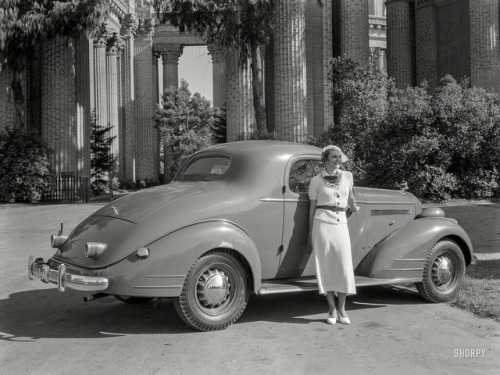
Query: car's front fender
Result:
<box><xmin>356</xmin><ymin>217</ymin><xmax>473</xmax><ymax>280</ymax></box>
<box><xmin>100</xmin><ymin>220</ymin><xmax>262</xmax><ymax>297</ymax></box>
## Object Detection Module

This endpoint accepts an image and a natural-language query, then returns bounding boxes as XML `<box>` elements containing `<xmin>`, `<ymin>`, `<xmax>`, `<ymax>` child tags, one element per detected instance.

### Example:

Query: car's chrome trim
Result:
<box><xmin>259</xmin><ymin>197</ymin><xmax>283</xmax><ymax>202</ymax></box>
<box><xmin>371</xmin><ymin>209</ymin><xmax>412</xmax><ymax>216</ymax></box>
<box><xmin>146</xmin><ymin>275</ymin><xmax>185</xmax><ymax>278</ymax></box>
<box><xmin>386</xmin><ymin>268</ymin><xmax>423</xmax><ymax>271</ymax></box>
<box><xmin>133</xmin><ymin>285</ymin><xmax>182</xmax><ymax>289</ymax></box>
<box><xmin>29</xmin><ymin>255</ymin><xmax>108</xmax><ymax>292</ymax></box>
<box><xmin>364</xmin><ymin>201</ymin><xmax>414</xmax><ymax>205</ymax></box>
<box><xmin>394</xmin><ymin>259</ymin><xmax>425</xmax><ymax>262</ymax></box>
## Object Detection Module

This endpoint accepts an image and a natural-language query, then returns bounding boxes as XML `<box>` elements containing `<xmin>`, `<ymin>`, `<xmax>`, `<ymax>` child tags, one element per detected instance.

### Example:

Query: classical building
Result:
<box><xmin>386</xmin><ymin>0</ymin><xmax>500</xmax><ymax>90</ymax></box>
<box><xmin>0</xmin><ymin>0</ymin><xmax>498</xmax><ymax>185</ymax></box>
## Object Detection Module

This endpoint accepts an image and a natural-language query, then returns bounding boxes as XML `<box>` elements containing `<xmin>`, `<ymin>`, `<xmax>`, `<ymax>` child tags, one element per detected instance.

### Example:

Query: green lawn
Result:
<box><xmin>449</xmin><ymin>260</ymin><xmax>500</xmax><ymax>322</ymax></box>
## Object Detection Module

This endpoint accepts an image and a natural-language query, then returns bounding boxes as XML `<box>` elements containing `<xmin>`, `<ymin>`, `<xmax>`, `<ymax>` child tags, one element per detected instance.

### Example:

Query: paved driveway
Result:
<box><xmin>0</xmin><ymin>204</ymin><xmax>499</xmax><ymax>375</ymax></box>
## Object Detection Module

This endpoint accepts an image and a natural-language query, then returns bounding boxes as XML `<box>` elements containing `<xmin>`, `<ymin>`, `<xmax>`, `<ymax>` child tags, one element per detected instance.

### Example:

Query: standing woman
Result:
<box><xmin>308</xmin><ymin>145</ymin><xmax>359</xmax><ymax>325</ymax></box>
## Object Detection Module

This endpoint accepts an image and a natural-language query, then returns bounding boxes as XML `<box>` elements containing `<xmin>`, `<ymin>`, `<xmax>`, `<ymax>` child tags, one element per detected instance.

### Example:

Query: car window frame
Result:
<box><xmin>173</xmin><ymin>153</ymin><xmax>233</xmax><ymax>182</ymax></box>
<box><xmin>284</xmin><ymin>154</ymin><xmax>322</xmax><ymax>199</ymax></box>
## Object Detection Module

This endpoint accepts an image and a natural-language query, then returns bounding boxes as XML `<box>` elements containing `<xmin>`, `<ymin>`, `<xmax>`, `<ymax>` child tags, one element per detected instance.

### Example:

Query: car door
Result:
<box><xmin>277</xmin><ymin>156</ymin><xmax>362</xmax><ymax>279</ymax></box>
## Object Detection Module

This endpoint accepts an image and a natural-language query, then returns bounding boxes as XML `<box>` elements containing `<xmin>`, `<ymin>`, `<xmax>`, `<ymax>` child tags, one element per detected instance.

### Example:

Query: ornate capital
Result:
<box><xmin>106</xmin><ymin>32</ymin><xmax>124</xmax><ymax>56</ymax></box>
<box><xmin>414</xmin><ymin>0</ymin><xmax>433</xmax><ymax>9</ymax></box>
<box><xmin>93</xmin><ymin>24</ymin><xmax>111</xmax><ymax>48</ymax></box>
<box><xmin>121</xmin><ymin>13</ymin><xmax>138</xmax><ymax>37</ymax></box>
<box><xmin>154</xmin><ymin>43</ymin><xmax>184</xmax><ymax>64</ymax></box>
<box><xmin>136</xmin><ymin>18</ymin><xmax>155</xmax><ymax>38</ymax></box>
<box><xmin>207</xmin><ymin>44</ymin><xmax>226</xmax><ymax>63</ymax></box>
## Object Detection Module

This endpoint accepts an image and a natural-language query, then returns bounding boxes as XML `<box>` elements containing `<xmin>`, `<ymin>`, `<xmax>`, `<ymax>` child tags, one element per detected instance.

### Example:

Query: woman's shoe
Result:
<box><xmin>337</xmin><ymin>313</ymin><xmax>350</xmax><ymax>325</ymax></box>
<box><xmin>326</xmin><ymin>313</ymin><xmax>337</xmax><ymax>325</ymax></box>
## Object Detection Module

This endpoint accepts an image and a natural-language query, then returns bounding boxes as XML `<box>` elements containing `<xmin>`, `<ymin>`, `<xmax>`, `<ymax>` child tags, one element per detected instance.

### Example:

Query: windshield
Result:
<box><xmin>175</xmin><ymin>156</ymin><xmax>231</xmax><ymax>181</ymax></box>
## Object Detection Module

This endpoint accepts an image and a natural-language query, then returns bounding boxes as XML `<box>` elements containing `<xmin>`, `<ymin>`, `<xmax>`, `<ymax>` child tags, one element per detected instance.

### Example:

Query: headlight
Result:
<box><xmin>51</xmin><ymin>235</ymin><xmax>68</xmax><ymax>248</ymax></box>
<box><xmin>84</xmin><ymin>242</ymin><xmax>107</xmax><ymax>258</ymax></box>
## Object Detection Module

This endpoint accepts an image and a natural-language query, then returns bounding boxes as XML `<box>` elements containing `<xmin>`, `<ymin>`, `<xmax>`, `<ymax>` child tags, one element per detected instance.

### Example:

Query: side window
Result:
<box><xmin>288</xmin><ymin>159</ymin><xmax>319</xmax><ymax>193</ymax></box>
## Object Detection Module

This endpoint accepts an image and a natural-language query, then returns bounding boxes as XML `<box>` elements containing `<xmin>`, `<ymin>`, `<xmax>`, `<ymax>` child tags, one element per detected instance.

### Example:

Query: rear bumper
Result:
<box><xmin>28</xmin><ymin>255</ymin><xmax>108</xmax><ymax>292</ymax></box>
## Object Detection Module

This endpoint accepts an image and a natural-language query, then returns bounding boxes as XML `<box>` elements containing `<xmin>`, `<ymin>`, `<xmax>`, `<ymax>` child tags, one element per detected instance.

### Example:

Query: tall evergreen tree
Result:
<box><xmin>90</xmin><ymin>112</ymin><xmax>115</xmax><ymax>195</ymax></box>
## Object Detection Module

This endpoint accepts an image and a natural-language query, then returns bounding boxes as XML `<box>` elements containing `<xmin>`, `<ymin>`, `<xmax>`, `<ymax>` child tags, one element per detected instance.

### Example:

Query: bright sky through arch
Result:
<box><xmin>178</xmin><ymin>46</ymin><xmax>213</xmax><ymax>104</ymax></box>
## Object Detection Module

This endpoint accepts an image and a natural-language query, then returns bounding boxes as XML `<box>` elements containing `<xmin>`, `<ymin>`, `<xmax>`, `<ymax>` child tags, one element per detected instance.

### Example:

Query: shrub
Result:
<box><xmin>0</xmin><ymin>127</ymin><xmax>52</xmax><ymax>203</ymax></box>
<box><xmin>325</xmin><ymin>57</ymin><xmax>500</xmax><ymax>201</ymax></box>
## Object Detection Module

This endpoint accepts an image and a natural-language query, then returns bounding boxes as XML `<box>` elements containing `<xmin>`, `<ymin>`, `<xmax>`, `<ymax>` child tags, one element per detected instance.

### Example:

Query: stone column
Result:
<box><xmin>116</xmin><ymin>41</ymin><xmax>124</xmax><ymax>181</ymax></box>
<box><xmin>75</xmin><ymin>33</ymin><xmax>93</xmax><ymax>178</ymax></box>
<box><xmin>273</xmin><ymin>0</ymin><xmax>307</xmax><ymax>143</ymax></box>
<box><xmin>225</xmin><ymin>49</ymin><xmax>255</xmax><ymax>141</ymax></box>
<box><xmin>385</xmin><ymin>0</ymin><xmax>415</xmax><ymax>88</ymax></box>
<box><xmin>106</xmin><ymin>34</ymin><xmax>121</xmax><ymax>175</ymax></box>
<box><xmin>94</xmin><ymin>35</ymin><xmax>109</xmax><ymax>134</ymax></box>
<box><xmin>339</xmin><ymin>0</ymin><xmax>370</xmax><ymax>62</ymax></box>
<box><xmin>156</xmin><ymin>43</ymin><xmax>183</xmax><ymax>89</ymax></box>
<box><xmin>415</xmin><ymin>0</ymin><xmax>438</xmax><ymax>87</ymax></box>
<box><xmin>322</xmin><ymin>0</ymin><xmax>334</xmax><ymax>131</ymax></box>
<box><xmin>121</xmin><ymin>14</ymin><xmax>137</xmax><ymax>183</ymax></box>
<box><xmin>207</xmin><ymin>44</ymin><xmax>227</xmax><ymax>109</ymax></box>
<box><xmin>469</xmin><ymin>0</ymin><xmax>500</xmax><ymax>91</ymax></box>
<box><xmin>134</xmin><ymin>18</ymin><xmax>157</xmax><ymax>180</ymax></box>
<box><xmin>41</xmin><ymin>36</ymin><xmax>78</xmax><ymax>173</ymax></box>
<box><xmin>377</xmin><ymin>49</ymin><xmax>386</xmax><ymax>72</ymax></box>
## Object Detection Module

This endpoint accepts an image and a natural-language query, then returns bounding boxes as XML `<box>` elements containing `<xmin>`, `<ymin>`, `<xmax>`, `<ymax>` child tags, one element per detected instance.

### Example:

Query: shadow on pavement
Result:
<box><xmin>239</xmin><ymin>285</ymin><xmax>425</xmax><ymax>325</ymax></box>
<box><xmin>0</xmin><ymin>284</ymin><xmax>426</xmax><ymax>340</ymax></box>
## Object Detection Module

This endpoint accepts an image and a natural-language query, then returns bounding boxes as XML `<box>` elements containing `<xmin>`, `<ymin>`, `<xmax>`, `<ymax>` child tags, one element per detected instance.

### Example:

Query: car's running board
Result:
<box><xmin>257</xmin><ymin>276</ymin><xmax>422</xmax><ymax>295</ymax></box>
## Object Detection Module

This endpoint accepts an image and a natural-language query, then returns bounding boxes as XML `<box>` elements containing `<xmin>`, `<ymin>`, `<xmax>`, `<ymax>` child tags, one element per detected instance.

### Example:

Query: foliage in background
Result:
<box><xmin>0</xmin><ymin>0</ymin><xmax>109</xmax><ymax>128</ymax></box>
<box><xmin>0</xmin><ymin>127</ymin><xmax>52</xmax><ymax>203</ymax></box>
<box><xmin>210</xmin><ymin>108</ymin><xmax>227</xmax><ymax>144</ymax></box>
<box><xmin>90</xmin><ymin>112</ymin><xmax>116</xmax><ymax>195</ymax></box>
<box><xmin>310</xmin><ymin>56</ymin><xmax>500</xmax><ymax>201</ymax></box>
<box><xmin>153</xmin><ymin>0</ymin><xmax>276</xmax><ymax>136</ymax></box>
<box><xmin>155</xmin><ymin>80</ymin><xmax>219</xmax><ymax>179</ymax></box>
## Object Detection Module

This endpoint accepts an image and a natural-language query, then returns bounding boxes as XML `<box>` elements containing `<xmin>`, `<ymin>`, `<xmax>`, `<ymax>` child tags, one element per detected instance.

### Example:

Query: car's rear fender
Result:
<box><xmin>355</xmin><ymin>217</ymin><xmax>473</xmax><ymax>280</ymax></box>
<box><xmin>100</xmin><ymin>220</ymin><xmax>262</xmax><ymax>297</ymax></box>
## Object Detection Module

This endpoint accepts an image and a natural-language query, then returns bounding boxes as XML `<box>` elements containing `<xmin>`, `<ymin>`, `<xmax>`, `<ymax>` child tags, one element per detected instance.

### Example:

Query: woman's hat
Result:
<box><xmin>322</xmin><ymin>145</ymin><xmax>349</xmax><ymax>163</ymax></box>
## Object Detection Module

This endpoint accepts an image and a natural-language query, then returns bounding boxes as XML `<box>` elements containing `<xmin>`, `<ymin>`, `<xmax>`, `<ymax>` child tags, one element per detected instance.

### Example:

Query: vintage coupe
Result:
<box><xmin>29</xmin><ymin>141</ymin><xmax>475</xmax><ymax>331</ymax></box>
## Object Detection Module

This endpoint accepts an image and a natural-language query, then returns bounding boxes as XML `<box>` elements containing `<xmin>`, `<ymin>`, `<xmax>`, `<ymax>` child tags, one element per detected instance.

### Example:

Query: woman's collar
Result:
<box><xmin>321</xmin><ymin>168</ymin><xmax>341</xmax><ymax>177</ymax></box>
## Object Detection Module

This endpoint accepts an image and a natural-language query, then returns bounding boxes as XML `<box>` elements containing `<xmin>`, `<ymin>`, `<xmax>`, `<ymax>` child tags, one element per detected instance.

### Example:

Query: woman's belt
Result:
<box><xmin>316</xmin><ymin>205</ymin><xmax>347</xmax><ymax>212</ymax></box>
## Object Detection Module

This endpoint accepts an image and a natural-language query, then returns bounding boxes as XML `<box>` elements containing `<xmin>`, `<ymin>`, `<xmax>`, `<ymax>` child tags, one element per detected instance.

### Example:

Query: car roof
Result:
<box><xmin>200</xmin><ymin>140</ymin><xmax>322</xmax><ymax>158</ymax></box>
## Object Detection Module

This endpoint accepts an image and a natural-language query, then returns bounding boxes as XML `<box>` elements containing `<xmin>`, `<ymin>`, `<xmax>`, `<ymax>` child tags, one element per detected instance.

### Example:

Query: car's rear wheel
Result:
<box><xmin>114</xmin><ymin>296</ymin><xmax>153</xmax><ymax>304</ymax></box>
<box><xmin>416</xmin><ymin>239</ymin><xmax>466</xmax><ymax>303</ymax></box>
<box><xmin>174</xmin><ymin>251</ymin><xmax>248</xmax><ymax>331</ymax></box>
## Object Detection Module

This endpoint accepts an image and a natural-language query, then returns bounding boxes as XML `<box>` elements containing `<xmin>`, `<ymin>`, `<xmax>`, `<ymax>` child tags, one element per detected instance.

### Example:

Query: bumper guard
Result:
<box><xmin>28</xmin><ymin>255</ymin><xmax>108</xmax><ymax>292</ymax></box>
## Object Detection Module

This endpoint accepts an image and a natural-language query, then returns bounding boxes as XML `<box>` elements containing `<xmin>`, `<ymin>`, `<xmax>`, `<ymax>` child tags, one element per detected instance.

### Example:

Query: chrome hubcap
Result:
<box><xmin>432</xmin><ymin>254</ymin><xmax>455</xmax><ymax>287</ymax></box>
<box><xmin>197</xmin><ymin>269</ymin><xmax>230</xmax><ymax>308</ymax></box>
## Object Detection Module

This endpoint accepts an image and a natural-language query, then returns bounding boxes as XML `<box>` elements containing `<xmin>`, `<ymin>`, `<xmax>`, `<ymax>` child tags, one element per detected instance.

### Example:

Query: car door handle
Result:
<box><xmin>389</xmin><ymin>220</ymin><xmax>395</xmax><ymax>226</ymax></box>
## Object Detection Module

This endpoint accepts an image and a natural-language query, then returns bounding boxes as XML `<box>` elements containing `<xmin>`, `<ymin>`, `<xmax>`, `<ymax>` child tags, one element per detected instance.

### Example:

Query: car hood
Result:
<box><xmin>357</xmin><ymin>187</ymin><xmax>417</xmax><ymax>206</ymax></box>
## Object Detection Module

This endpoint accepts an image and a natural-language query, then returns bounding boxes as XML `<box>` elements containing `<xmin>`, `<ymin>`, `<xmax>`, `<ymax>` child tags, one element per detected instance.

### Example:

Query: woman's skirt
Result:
<box><xmin>312</xmin><ymin>219</ymin><xmax>356</xmax><ymax>295</ymax></box>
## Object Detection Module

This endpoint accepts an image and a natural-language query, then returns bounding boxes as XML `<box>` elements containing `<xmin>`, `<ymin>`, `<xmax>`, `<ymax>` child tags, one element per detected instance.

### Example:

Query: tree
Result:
<box><xmin>90</xmin><ymin>112</ymin><xmax>115</xmax><ymax>195</ymax></box>
<box><xmin>155</xmin><ymin>80</ymin><xmax>220</xmax><ymax>179</ymax></box>
<box><xmin>153</xmin><ymin>0</ymin><xmax>276</xmax><ymax>136</ymax></box>
<box><xmin>0</xmin><ymin>0</ymin><xmax>109</xmax><ymax>129</ymax></box>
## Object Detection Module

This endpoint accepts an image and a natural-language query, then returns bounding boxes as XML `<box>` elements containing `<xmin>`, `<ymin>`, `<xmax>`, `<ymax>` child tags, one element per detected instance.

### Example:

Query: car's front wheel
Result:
<box><xmin>174</xmin><ymin>251</ymin><xmax>249</xmax><ymax>331</ymax></box>
<box><xmin>416</xmin><ymin>239</ymin><xmax>466</xmax><ymax>303</ymax></box>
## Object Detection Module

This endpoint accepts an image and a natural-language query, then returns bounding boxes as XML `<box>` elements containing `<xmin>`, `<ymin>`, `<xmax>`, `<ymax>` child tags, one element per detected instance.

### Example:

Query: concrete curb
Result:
<box><xmin>475</xmin><ymin>253</ymin><xmax>500</xmax><ymax>261</ymax></box>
